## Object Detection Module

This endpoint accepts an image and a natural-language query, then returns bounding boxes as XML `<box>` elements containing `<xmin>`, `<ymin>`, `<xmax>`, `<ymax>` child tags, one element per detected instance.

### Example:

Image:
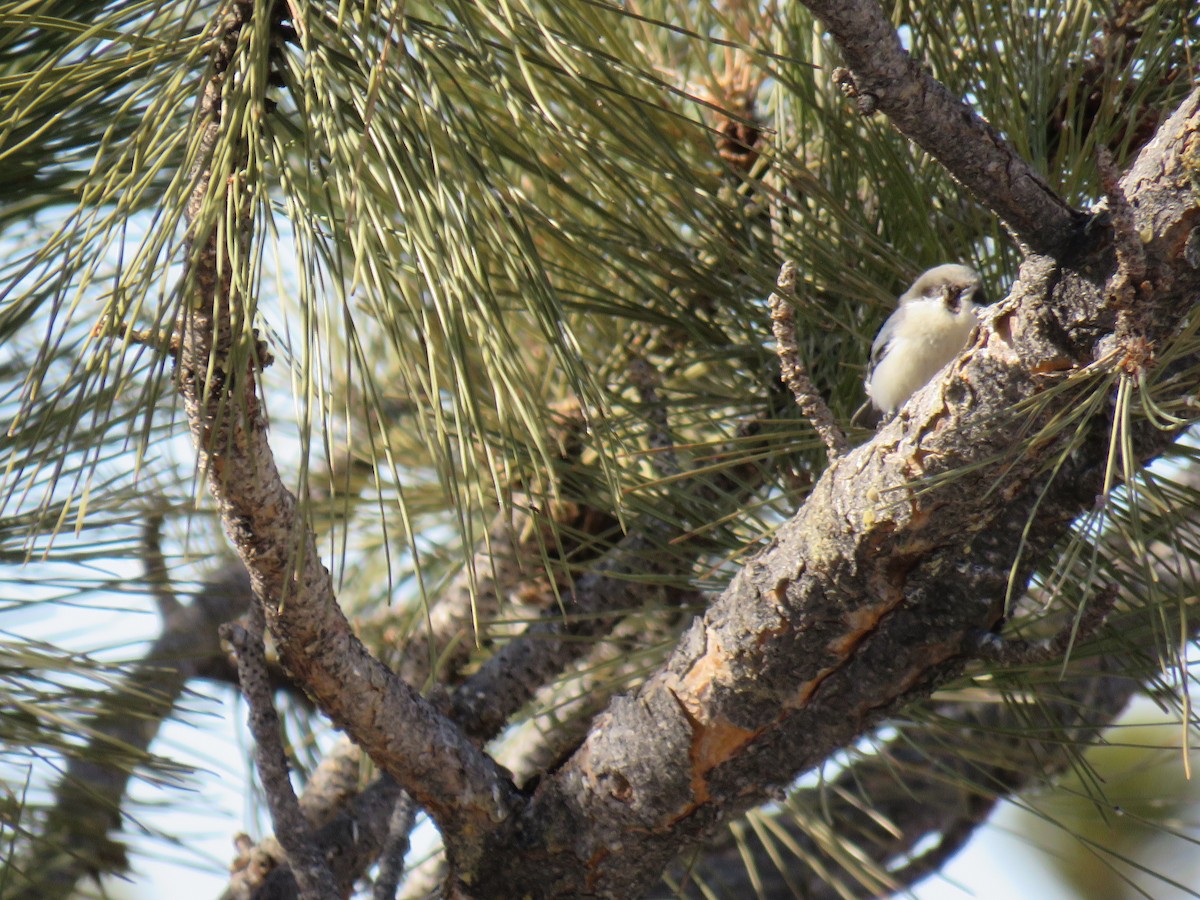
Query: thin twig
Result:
<box><xmin>768</xmin><ymin>260</ymin><xmax>849</xmax><ymax>460</ymax></box>
<box><xmin>223</xmin><ymin>613</ymin><xmax>337</xmax><ymax>900</ymax></box>
<box><xmin>141</xmin><ymin>511</ymin><xmax>183</xmax><ymax>621</ymax></box>
<box><xmin>979</xmin><ymin>584</ymin><xmax>1119</xmax><ymax>667</ymax></box>
<box><xmin>372</xmin><ymin>794</ymin><xmax>418</xmax><ymax>900</ymax></box>
<box><xmin>629</xmin><ymin>355</ymin><xmax>681</xmax><ymax>477</ymax></box>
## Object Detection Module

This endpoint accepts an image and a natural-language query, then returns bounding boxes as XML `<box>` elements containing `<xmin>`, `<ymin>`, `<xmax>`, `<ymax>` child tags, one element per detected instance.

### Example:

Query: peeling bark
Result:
<box><xmin>463</xmin><ymin>90</ymin><xmax>1200</xmax><ymax>897</ymax></box>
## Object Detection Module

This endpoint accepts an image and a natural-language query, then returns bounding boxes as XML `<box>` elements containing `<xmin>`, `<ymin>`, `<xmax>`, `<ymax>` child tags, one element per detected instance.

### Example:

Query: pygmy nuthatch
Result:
<box><xmin>856</xmin><ymin>263</ymin><xmax>985</xmax><ymax>425</ymax></box>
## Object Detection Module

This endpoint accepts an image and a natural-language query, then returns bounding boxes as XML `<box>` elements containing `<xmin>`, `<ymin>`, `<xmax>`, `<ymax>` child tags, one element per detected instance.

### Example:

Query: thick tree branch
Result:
<box><xmin>686</xmin><ymin>672</ymin><xmax>1132</xmax><ymax>897</ymax></box>
<box><xmin>805</xmin><ymin>0</ymin><xmax>1086</xmax><ymax>255</ymax></box>
<box><xmin>240</xmin><ymin>415</ymin><xmax>771</xmax><ymax>896</ymax></box>
<box><xmin>675</xmin><ymin>591</ymin><xmax>1190</xmax><ymax>897</ymax></box>
<box><xmin>230</xmin><ymin>401</ymin><xmax>619</xmax><ymax>895</ymax></box>
<box><xmin>176</xmin><ymin>2</ymin><xmax>518</xmax><ymax>877</ymax></box>
<box><xmin>462</xmin><ymin>89</ymin><xmax>1200</xmax><ymax>896</ymax></box>
<box><xmin>242</xmin><ymin>574</ymin><xmax>709</xmax><ymax>897</ymax></box>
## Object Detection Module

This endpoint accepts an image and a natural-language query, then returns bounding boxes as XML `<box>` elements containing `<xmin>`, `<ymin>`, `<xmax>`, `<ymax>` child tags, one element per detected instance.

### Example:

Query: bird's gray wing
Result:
<box><xmin>868</xmin><ymin>305</ymin><xmax>905</xmax><ymax>371</ymax></box>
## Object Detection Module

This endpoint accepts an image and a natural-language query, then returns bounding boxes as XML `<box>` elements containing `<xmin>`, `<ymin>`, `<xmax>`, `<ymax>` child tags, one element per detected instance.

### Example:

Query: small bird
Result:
<box><xmin>854</xmin><ymin>264</ymin><xmax>986</xmax><ymax>426</ymax></box>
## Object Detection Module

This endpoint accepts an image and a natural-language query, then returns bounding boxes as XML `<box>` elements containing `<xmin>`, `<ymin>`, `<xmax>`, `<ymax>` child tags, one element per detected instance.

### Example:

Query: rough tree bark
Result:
<box><xmin>176</xmin><ymin>1</ymin><xmax>518</xmax><ymax>883</ymax></box>
<box><xmin>170</xmin><ymin>1</ymin><xmax>1200</xmax><ymax>897</ymax></box>
<box><xmin>438</xmin><ymin>0</ymin><xmax>1200</xmax><ymax>885</ymax></box>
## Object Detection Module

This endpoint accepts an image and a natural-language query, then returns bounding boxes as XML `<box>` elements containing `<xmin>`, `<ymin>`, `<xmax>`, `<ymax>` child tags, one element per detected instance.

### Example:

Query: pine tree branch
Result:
<box><xmin>223</xmin><ymin>734</ymin><xmax>378</xmax><ymax>899</ymax></box>
<box><xmin>458</xmin><ymin>88</ymin><xmax>1200</xmax><ymax>896</ymax></box>
<box><xmin>768</xmin><ymin>260</ymin><xmax>849</xmax><ymax>460</ymax></box>
<box><xmin>802</xmin><ymin>0</ymin><xmax>1087</xmax><ymax>255</ymax></box>
<box><xmin>237</xmin><ymin>563</ymin><xmax>709</xmax><ymax>897</ymax></box>
<box><xmin>225</xmin><ymin>773</ymin><xmax>405</xmax><ymax>900</ymax></box>
<box><xmin>372</xmin><ymin>796</ymin><xmax>418</xmax><ymax>900</ymax></box>
<box><xmin>718</xmin><ymin>453</ymin><xmax>1200</xmax><ymax>899</ymax></box>
<box><xmin>11</xmin><ymin>564</ymin><xmax>252</xmax><ymax>900</ymax></box>
<box><xmin>673</xmin><ymin>605</ymin><xmax>1189</xmax><ymax>898</ymax></box>
<box><xmin>225</xmin><ymin>613</ymin><xmax>336</xmax><ymax>900</ymax></box>
<box><xmin>236</xmin><ymin>418</ymin><xmax>769</xmax><ymax>896</ymax></box>
<box><xmin>228</xmin><ymin>401</ymin><xmax>619</xmax><ymax>895</ymax></box>
<box><xmin>176</xmin><ymin>2</ymin><xmax>518</xmax><ymax>878</ymax></box>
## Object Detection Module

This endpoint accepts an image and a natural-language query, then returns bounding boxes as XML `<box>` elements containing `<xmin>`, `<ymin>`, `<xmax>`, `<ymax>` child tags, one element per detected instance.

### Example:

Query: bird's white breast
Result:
<box><xmin>866</xmin><ymin>298</ymin><xmax>978</xmax><ymax>415</ymax></box>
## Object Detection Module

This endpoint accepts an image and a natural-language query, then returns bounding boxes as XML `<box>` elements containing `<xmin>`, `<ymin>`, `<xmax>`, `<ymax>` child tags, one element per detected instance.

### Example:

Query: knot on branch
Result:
<box><xmin>832</xmin><ymin>66</ymin><xmax>878</xmax><ymax>115</ymax></box>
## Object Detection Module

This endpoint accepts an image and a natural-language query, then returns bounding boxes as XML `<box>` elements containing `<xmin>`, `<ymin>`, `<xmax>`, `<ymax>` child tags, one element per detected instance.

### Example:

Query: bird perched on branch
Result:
<box><xmin>853</xmin><ymin>264</ymin><xmax>986</xmax><ymax>427</ymax></box>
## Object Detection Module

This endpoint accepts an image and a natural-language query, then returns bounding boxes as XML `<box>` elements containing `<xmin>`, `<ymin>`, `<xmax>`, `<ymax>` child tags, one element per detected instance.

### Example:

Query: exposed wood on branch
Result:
<box><xmin>460</xmin><ymin>89</ymin><xmax>1200</xmax><ymax>897</ymax></box>
<box><xmin>677</xmin><ymin>589</ymin><xmax>1188</xmax><ymax>896</ymax></box>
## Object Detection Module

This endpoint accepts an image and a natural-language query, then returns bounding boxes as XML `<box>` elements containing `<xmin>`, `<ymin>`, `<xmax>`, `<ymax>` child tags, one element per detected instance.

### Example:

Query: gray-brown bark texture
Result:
<box><xmin>178</xmin><ymin>1</ymin><xmax>1200</xmax><ymax>897</ymax></box>
<box><xmin>175</xmin><ymin>2</ymin><xmax>519</xmax><ymax>883</ymax></box>
<box><xmin>807</xmin><ymin>0</ymin><xmax>1088</xmax><ymax>256</ymax></box>
<box><xmin>461</xmin><ymin>90</ymin><xmax>1200</xmax><ymax>895</ymax></box>
<box><xmin>673</xmin><ymin>615</ymin><xmax>1171</xmax><ymax>898</ymax></box>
